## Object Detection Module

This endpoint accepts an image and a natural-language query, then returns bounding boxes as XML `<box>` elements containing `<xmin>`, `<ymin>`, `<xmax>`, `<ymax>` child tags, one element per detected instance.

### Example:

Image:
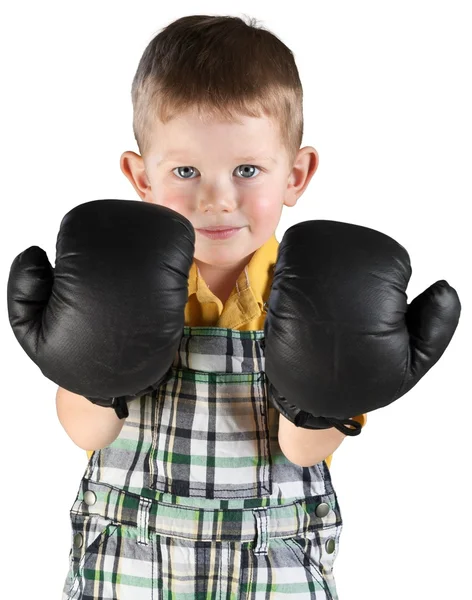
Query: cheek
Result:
<box><xmin>245</xmin><ymin>195</ymin><xmax>283</xmax><ymax>224</ymax></box>
<box><xmin>152</xmin><ymin>188</ymin><xmax>192</xmax><ymax>219</ymax></box>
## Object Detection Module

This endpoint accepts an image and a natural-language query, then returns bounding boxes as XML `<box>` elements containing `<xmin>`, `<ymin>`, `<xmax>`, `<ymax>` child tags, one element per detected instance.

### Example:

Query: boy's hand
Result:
<box><xmin>264</xmin><ymin>220</ymin><xmax>461</xmax><ymax>436</ymax></box>
<box><xmin>7</xmin><ymin>199</ymin><xmax>195</xmax><ymax>418</ymax></box>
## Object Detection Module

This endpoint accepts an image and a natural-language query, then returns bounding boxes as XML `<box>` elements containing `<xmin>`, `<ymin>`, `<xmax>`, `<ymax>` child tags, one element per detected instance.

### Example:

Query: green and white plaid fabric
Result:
<box><xmin>63</xmin><ymin>327</ymin><xmax>343</xmax><ymax>599</ymax></box>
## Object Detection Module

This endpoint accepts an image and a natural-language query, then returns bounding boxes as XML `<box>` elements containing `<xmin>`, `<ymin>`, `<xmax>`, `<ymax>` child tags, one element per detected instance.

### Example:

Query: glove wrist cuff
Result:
<box><xmin>296</xmin><ymin>412</ymin><xmax>362</xmax><ymax>436</ymax></box>
<box><xmin>85</xmin><ymin>395</ymin><xmax>130</xmax><ymax>420</ymax></box>
<box><xmin>268</xmin><ymin>383</ymin><xmax>362</xmax><ymax>437</ymax></box>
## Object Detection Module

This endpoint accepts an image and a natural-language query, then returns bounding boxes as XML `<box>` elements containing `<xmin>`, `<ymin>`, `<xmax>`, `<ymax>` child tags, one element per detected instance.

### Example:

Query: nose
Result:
<box><xmin>197</xmin><ymin>183</ymin><xmax>237</xmax><ymax>213</ymax></box>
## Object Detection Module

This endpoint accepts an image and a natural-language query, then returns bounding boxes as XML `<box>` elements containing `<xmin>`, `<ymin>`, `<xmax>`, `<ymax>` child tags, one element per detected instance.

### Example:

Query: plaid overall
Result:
<box><xmin>62</xmin><ymin>327</ymin><xmax>343</xmax><ymax>599</ymax></box>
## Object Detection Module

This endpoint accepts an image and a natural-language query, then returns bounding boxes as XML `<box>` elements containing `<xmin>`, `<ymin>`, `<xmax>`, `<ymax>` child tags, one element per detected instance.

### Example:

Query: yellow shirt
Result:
<box><xmin>86</xmin><ymin>234</ymin><xmax>366</xmax><ymax>466</ymax></box>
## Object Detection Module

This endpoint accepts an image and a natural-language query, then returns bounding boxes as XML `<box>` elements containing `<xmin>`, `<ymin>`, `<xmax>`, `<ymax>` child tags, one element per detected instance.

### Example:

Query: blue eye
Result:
<box><xmin>235</xmin><ymin>165</ymin><xmax>260</xmax><ymax>179</ymax></box>
<box><xmin>173</xmin><ymin>165</ymin><xmax>261</xmax><ymax>179</ymax></box>
<box><xmin>173</xmin><ymin>167</ymin><xmax>195</xmax><ymax>179</ymax></box>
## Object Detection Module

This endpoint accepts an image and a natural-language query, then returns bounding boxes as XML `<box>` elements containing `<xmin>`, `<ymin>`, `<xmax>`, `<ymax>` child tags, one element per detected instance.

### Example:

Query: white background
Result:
<box><xmin>1</xmin><ymin>2</ymin><xmax>470</xmax><ymax>598</ymax></box>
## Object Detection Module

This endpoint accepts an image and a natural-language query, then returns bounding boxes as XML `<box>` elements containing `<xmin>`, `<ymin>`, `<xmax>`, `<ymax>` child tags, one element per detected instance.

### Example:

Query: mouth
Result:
<box><xmin>197</xmin><ymin>226</ymin><xmax>243</xmax><ymax>231</ymax></box>
<box><xmin>197</xmin><ymin>227</ymin><xmax>243</xmax><ymax>240</ymax></box>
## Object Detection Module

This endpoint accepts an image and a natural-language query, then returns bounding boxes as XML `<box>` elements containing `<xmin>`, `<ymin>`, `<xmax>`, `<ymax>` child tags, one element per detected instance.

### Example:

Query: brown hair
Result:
<box><xmin>131</xmin><ymin>14</ymin><xmax>304</xmax><ymax>168</ymax></box>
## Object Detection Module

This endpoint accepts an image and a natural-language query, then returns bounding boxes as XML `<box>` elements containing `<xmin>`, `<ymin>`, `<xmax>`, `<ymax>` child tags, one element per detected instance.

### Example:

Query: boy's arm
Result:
<box><xmin>278</xmin><ymin>413</ymin><xmax>366</xmax><ymax>466</ymax></box>
<box><xmin>278</xmin><ymin>414</ymin><xmax>346</xmax><ymax>467</ymax></box>
<box><xmin>56</xmin><ymin>386</ymin><xmax>126</xmax><ymax>451</ymax></box>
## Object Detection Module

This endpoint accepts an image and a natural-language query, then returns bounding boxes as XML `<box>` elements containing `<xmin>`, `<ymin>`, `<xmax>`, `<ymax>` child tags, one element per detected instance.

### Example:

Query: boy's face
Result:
<box><xmin>121</xmin><ymin>108</ymin><xmax>318</xmax><ymax>270</ymax></box>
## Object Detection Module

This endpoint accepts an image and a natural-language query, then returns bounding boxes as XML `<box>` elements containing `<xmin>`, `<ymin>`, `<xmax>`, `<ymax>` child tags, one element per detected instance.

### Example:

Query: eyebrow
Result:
<box><xmin>239</xmin><ymin>155</ymin><xmax>276</xmax><ymax>163</ymax></box>
<box><xmin>158</xmin><ymin>154</ymin><xmax>276</xmax><ymax>165</ymax></box>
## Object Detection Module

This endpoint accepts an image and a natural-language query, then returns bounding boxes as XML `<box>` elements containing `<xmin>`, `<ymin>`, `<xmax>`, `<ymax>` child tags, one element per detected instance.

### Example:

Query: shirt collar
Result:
<box><xmin>187</xmin><ymin>233</ymin><xmax>279</xmax><ymax>308</ymax></box>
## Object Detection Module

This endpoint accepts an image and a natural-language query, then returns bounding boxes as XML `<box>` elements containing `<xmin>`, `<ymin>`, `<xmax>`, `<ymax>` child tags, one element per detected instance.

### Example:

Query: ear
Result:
<box><xmin>120</xmin><ymin>151</ymin><xmax>153</xmax><ymax>202</ymax></box>
<box><xmin>284</xmin><ymin>147</ymin><xmax>319</xmax><ymax>207</ymax></box>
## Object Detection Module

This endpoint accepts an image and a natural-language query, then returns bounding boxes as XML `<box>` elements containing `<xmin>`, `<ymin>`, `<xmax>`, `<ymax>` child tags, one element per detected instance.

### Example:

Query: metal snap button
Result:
<box><xmin>315</xmin><ymin>502</ymin><xmax>330</xmax><ymax>518</ymax></box>
<box><xmin>325</xmin><ymin>538</ymin><xmax>336</xmax><ymax>554</ymax></box>
<box><xmin>83</xmin><ymin>491</ymin><xmax>97</xmax><ymax>506</ymax></box>
<box><xmin>73</xmin><ymin>533</ymin><xmax>83</xmax><ymax>549</ymax></box>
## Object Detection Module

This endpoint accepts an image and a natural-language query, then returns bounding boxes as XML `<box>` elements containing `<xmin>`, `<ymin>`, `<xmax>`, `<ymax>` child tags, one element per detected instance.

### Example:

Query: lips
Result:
<box><xmin>197</xmin><ymin>227</ymin><xmax>243</xmax><ymax>240</ymax></box>
<box><xmin>198</xmin><ymin>226</ymin><xmax>241</xmax><ymax>231</ymax></box>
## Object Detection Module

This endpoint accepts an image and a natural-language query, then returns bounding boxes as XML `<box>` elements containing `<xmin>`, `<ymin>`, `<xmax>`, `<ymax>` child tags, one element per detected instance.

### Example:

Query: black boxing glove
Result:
<box><xmin>7</xmin><ymin>199</ymin><xmax>195</xmax><ymax>418</ymax></box>
<box><xmin>264</xmin><ymin>220</ymin><xmax>461</xmax><ymax>436</ymax></box>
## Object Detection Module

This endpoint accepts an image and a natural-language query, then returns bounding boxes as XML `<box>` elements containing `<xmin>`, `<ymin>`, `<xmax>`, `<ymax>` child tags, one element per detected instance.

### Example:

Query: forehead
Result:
<box><xmin>149</xmin><ymin>110</ymin><xmax>283</xmax><ymax>155</ymax></box>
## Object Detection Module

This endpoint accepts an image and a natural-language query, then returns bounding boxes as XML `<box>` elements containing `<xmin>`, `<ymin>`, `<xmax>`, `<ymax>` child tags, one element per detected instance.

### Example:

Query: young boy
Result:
<box><xmin>55</xmin><ymin>14</ymin><xmax>366</xmax><ymax>599</ymax></box>
<box><xmin>7</xmin><ymin>13</ymin><xmax>459</xmax><ymax>600</ymax></box>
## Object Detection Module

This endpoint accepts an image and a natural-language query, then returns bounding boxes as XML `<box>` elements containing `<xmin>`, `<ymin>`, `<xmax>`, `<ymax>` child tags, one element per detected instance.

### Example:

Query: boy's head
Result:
<box><xmin>121</xmin><ymin>14</ymin><xmax>318</xmax><ymax>272</ymax></box>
